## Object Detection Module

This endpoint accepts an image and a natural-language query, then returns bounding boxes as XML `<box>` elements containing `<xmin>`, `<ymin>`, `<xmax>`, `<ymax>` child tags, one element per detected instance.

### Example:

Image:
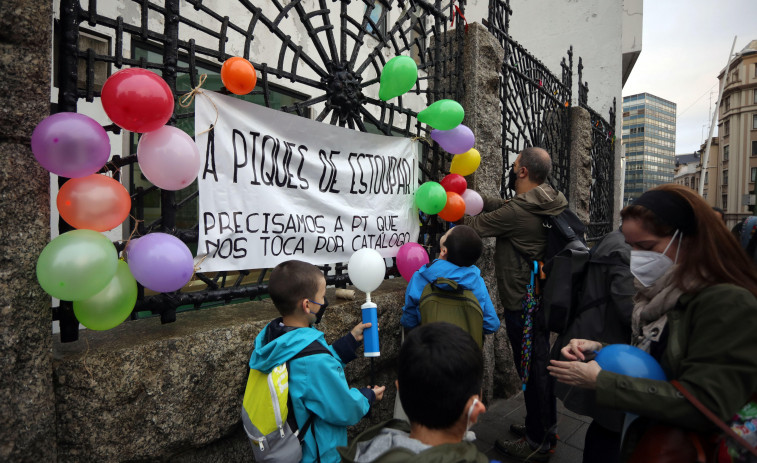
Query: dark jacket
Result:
<box><xmin>594</xmin><ymin>284</ymin><xmax>757</xmax><ymax>460</ymax></box>
<box><xmin>338</xmin><ymin>419</ymin><xmax>489</xmax><ymax>463</ymax></box>
<box><xmin>464</xmin><ymin>184</ymin><xmax>568</xmax><ymax>311</ymax></box>
<box><xmin>552</xmin><ymin>230</ymin><xmax>635</xmax><ymax>431</ymax></box>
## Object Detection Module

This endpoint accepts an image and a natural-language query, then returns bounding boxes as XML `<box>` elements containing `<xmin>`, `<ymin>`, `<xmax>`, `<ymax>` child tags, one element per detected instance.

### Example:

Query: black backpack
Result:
<box><xmin>539</xmin><ymin>208</ymin><xmax>590</xmax><ymax>334</ymax></box>
<box><xmin>418</xmin><ymin>277</ymin><xmax>484</xmax><ymax>348</ymax></box>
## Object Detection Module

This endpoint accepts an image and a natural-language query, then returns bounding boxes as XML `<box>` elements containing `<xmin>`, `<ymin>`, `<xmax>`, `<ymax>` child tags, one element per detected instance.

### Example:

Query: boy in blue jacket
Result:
<box><xmin>401</xmin><ymin>225</ymin><xmax>500</xmax><ymax>336</ymax></box>
<box><xmin>247</xmin><ymin>260</ymin><xmax>386</xmax><ymax>463</ymax></box>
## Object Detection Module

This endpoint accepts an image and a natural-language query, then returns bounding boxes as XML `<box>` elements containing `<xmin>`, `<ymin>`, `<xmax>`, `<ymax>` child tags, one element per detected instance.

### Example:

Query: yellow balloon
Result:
<box><xmin>449</xmin><ymin>148</ymin><xmax>481</xmax><ymax>176</ymax></box>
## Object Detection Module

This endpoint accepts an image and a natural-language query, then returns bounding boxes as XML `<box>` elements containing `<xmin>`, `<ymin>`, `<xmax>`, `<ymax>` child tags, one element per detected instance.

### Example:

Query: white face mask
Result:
<box><xmin>630</xmin><ymin>230</ymin><xmax>681</xmax><ymax>287</ymax></box>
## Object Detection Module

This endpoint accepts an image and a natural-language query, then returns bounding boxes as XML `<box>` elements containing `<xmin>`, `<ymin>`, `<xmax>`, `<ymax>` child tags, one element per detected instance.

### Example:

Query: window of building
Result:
<box><xmin>723</xmin><ymin>170</ymin><xmax>728</xmax><ymax>186</ymax></box>
<box><xmin>725</xmin><ymin>95</ymin><xmax>730</xmax><ymax>111</ymax></box>
<box><xmin>705</xmin><ymin>171</ymin><xmax>709</xmax><ymax>185</ymax></box>
<box><xmin>366</xmin><ymin>3</ymin><xmax>387</xmax><ymax>37</ymax></box>
<box><xmin>53</xmin><ymin>25</ymin><xmax>112</xmax><ymax>92</ymax></box>
<box><xmin>723</xmin><ymin>145</ymin><xmax>729</xmax><ymax>162</ymax></box>
<box><xmin>722</xmin><ymin>195</ymin><xmax>727</xmax><ymax>209</ymax></box>
<box><xmin>753</xmin><ymin>114</ymin><xmax>757</xmax><ymax>130</ymax></box>
<box><xmin>751</xmin><ymin>167</ymin><xmax>757</xmax><ymax>183</ymax></box>
<box><xmin>753</xmin><ymin>140</ymin><xmax>757</xmax><ymax>157</ymax></box>
<box><xmin>754</xmin><ymin>89</ymin><xmax>757</xmax><ymax>104</ymax></box>
<box><xmin>724</xmin><ymin>119</ymin><xmax>730</xmax><ymax>137</ymax></box>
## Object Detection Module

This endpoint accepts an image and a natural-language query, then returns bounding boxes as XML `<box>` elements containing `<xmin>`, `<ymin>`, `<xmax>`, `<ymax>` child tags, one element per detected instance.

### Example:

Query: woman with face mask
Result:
<box><xmin>547</xmin><ymin>184</ymin><xmax>757</xmax><ymax>462</ymax></box>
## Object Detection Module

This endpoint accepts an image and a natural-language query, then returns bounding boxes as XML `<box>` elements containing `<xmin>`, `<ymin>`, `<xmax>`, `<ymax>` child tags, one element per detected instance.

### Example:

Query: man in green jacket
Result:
<box><xmin>338</xmin><ymin>322</ymin><xmax>489</xmax><ymax>462</ymax></box>
<box><xmin>464</xmin><ymin>147</ymin><xmax>568</xmax><ymax>462</ymax></box>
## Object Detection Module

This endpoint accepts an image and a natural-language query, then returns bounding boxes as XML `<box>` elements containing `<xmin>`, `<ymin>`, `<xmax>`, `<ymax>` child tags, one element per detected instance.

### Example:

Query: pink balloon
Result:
<box><xmin>396</xmin><ymin>242</ymin><xmax>430</xmax><ymax>282</ymax></box>
<box><xmin>31</xmin><ymin>112</ymin><xmax>110</xmax><ymax>178</ymax></box>
<box><xmin>461</xmin><ymin>189</ymin><xmax>484</xmax><ymax>216</ymax></box>
<box><xmin>137</xmin><ymin>126</ymin><xmax>201</xmax><ymax>190</ymax></box>
<box><xmin>126</xmin><ymin>232</ymin><xmax>194</xmax><ymax>293</ymax></box>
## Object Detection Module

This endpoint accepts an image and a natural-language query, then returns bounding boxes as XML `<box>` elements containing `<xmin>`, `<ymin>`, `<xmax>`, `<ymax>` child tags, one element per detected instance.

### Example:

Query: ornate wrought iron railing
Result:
<box><xmin>53</xmin><ymin>0</ymin><xmax>466</xmax><ymax>341</ymax></box>
<box><xmin>485</xmin><ymin>2</ymin><xmax>573</xmax><ymax>200</ymax></box>
<box><xmin>578</xmin><ymin>57</ymin><xmax>617</xmax><ymax>241</ymax></box>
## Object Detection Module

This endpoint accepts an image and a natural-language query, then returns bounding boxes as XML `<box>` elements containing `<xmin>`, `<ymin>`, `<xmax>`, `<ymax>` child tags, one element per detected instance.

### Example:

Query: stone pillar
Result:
<box><xmin>439</xmin><ymin>23</ymin><xmax>521</xmax><ymax>401</ymax></box>
<box><xmin>0</xmin><ymin>1</ymin><xmax>57</xmax><ymax>461</ymax></box>
<box><xmin>568</xmin><ymin>106</ymin><xmax>593</xmax><ymax>224</ymax></box>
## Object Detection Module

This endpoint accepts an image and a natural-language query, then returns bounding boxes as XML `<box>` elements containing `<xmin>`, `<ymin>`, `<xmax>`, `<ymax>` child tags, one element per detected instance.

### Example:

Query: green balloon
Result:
<box><xmin>36</xmin><ymin>229</ymin><xmax>118</xmax><ymax>301</ymax></box>
<box><xmin>74</xmin><ymin>260</ymin><xmax>137</xmax><ymax>331</ymax></box>
<box><xmin>379</xmin><ymin>56</ymin><xmax>418</xmax><ymax>101</ymax></box>
<box><xmin>417</xmin><ymin>99</ymin><xmax>465</xmax><ymax>130</ymax></box>
<box><xmin>415</xmin><ymin>181</ymin><xmax>447</xmax><ymax>214</ymax></box>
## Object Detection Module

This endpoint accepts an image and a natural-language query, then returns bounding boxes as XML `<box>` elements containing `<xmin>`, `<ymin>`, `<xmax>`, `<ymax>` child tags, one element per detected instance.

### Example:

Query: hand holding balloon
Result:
<box><xmin>560</xmin><ymin>338</ymin><xmax>603</xmax><ymax>361</ymax></box>
<box><xmin>348</xmin><ymin>249</ymin><xmax>386</xmax><ymax>357</ymax></box>
<box><xmin>548</xmin><ymin>359</ymin><xmax>602</xmax><ymax>389</ymax></box>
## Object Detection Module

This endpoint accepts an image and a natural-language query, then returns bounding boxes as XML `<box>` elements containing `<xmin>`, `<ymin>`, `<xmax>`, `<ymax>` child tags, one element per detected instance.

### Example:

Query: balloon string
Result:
<box><xmin>411</xmin><ymin>136</ymin><xmax>432</xmax><ymax>146</ymax></box>
<box><xmin>190</xmin><ymin>254</ymin><xmax>208</xmax><ymax>282</ymax></box>
<box><xmin>120</xmin><ymin>216</ymin><xmax>144</xmax><ymax>260</ymax></box>
<box><xmin>178</xmin><ymin>73</ymin><xmax>219</xmax><ymax>136</ymax></box>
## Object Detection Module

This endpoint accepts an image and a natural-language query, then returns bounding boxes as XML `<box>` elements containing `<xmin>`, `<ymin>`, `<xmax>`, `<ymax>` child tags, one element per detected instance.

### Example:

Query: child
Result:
<box><xmin>338</xmin><ymin>322</ymin><xmax>489</xmax><ymax>462</ymax></box>
<box><xmin>400</xmin><ymin>225</ymin><xmax>500</xmax><ymax>336</ymax></box>
<box><xmin>246</xmin><ymin>260</ymin><xmax>386</xmax><ymax>463</ymax></box>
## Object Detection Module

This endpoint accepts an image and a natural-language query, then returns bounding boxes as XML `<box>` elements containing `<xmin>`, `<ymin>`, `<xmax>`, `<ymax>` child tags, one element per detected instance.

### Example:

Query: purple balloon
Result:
<box><xmin>461</xmin><ymin>189</ymin><xmax>484</xmax><ymax>216</ymax></box>
<box><xmin>430</xmin><ymin>124</ymin><xmax>475</xmax><ymax>155</ymax></box>
<box><xmin>126</xmin><ymin>233</ymin><xmax>194</xmax><ymax>293</ymax></box>
<box><xmin>396</xmin><ymin>242</ymin><xmax>430</xmax><ymax>282</ymax></box>
<box><xmin>31</xmin><ymin>112</ymin><xmax>110</xmax><ymax>178</ymax></box>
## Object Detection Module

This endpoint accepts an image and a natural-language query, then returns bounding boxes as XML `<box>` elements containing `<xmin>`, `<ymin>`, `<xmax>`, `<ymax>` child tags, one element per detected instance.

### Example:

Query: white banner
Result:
<box><xmin>195</xmin><ymin>91</ymin><xmax>419</xmax><ymax>272</ymax></box>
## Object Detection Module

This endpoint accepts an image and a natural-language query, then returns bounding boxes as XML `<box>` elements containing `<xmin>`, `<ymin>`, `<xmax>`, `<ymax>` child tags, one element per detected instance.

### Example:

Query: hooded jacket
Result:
<box><xmin>248</xmin><ymin>320</ymin><xmax>370</xmax><ymax>463</ymax></box>
<box><xmin>464</xmin><ymin>184</ymin><xmax>568</xmax><ymax>311</ymax></box>
<box><xmin>338</xmin><ymin>419</ymin><xmax>489</xmax><ymax>463</ymax></box>
<box><xmin>400</xmin><ymin>259</ymin><xmax>500</xmax><ymax>334</ymax></box>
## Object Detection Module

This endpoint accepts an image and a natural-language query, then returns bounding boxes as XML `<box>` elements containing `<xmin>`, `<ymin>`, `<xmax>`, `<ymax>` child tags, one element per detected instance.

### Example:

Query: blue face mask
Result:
<box><xmin>310</xmin><ymin>297</ymin><xmax>329</xmax><ymax>324</ymax></box>
<box><xmin>630</xmin><ymin>230</ymin><xmax>681</xmax><ymax>287</ymax></box>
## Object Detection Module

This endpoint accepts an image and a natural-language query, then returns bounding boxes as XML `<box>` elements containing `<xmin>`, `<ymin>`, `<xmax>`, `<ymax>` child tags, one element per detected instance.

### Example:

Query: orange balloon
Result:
<box><xmin>438</xmin><ymin>192</ymin><xmax>466</xmax><ymax>222</ymax></box>
<box><xmin>221</xmin><ymin>57</ymin><xmax>257</xmax><ymax>95</ymax></box>
<box><xmin>57</xmin><ymin>174</ymin><xmax>131</xmax><ymax>232</ymax></box>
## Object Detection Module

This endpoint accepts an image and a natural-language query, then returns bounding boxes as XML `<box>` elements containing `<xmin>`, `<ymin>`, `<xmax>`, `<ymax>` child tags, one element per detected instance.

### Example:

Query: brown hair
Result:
<box><xmin>268</xmin><ymin>260</ymin><xmax>324</xmax><ymax>316</ymax></box>
<box><xmin>621</xmin><ymin>184</ymin><xmax>757</xmax><ymax>296</ymax></box>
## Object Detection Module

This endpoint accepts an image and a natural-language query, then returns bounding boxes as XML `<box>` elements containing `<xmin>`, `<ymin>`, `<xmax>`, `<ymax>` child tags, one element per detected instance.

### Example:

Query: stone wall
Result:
<box><xmin>0</xmin><ymin>1</ymin><xmax>57</xmax><ymax>461</ymax></box>
<box><xmin>52</xmin><ymin>279</ymin><xmax>407</xmax><ymax>462</ymax></box>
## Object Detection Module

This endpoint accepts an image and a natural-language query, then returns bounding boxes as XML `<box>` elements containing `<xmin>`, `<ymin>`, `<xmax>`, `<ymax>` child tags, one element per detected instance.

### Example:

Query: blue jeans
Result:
<box><xmin>504</xmin><ymin>308</ymin><xmax>557</xmax><ymax>450</ymax></box>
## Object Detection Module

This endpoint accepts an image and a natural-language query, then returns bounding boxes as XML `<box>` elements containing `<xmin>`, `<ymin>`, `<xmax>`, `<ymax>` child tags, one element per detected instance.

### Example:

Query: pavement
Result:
<box><xmin>471</xmin><ymin>393</ymin><xmax>591</xmax><ymax>463</ymax></box>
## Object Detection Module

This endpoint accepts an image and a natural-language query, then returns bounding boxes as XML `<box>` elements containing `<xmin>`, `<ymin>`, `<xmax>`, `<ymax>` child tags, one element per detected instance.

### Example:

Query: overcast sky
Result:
<box><xmin>622</xmin><ymin>0</ymin><xmax>757</xmax><ymax>155</ymax></box>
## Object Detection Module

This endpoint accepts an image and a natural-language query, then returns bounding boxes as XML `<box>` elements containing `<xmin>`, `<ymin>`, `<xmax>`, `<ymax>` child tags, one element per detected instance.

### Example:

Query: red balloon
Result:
<box><xmin>57</xmin><ymin>174</ymin><xmax>131</xmax><ymax>232</ymax></box>
<box><xmin>440</xmin><ymin>173</ymin><xmax>467</xmax><ymax>195</ymax></box>
<box><xmin>101</xmin><ymin>68</ymin><xmax>174</xmax><ymax>133</ymax></box>
<box><xmin>438</xmin><ymin>192</ymin><xmax>466</xmax><ymax>222</ymax></box>
<box><xmin>221</xmin><ymin>57</ymin><xmax>257</xmax><ymax>95</ymax></box>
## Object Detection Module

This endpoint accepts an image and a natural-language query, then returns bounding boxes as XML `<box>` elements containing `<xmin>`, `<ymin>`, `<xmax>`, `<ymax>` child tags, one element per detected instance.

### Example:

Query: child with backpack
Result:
<box><xmin>244</xmin><ymin>259</ymin><xmax>386</xmax><ymax>463</ymax></box>
<box><xmin>400</xmin><ymin>225</ymin><xmax>500</xmax><ymax>343</ymax></box>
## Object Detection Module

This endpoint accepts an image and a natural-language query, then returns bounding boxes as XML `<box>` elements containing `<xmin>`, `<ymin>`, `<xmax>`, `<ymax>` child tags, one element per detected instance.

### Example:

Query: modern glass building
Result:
<box><xmin>621</xmin><ymin>93</ymin><xmax>677</xmax><ymax>204</ymax></box>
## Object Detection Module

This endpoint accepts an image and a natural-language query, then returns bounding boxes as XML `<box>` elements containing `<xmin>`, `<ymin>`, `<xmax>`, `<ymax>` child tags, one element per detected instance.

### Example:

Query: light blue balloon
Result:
<box><xmin>595</xmin><ymin>344</ymin><xmax>667</xmax><ymax>380</ymax></box>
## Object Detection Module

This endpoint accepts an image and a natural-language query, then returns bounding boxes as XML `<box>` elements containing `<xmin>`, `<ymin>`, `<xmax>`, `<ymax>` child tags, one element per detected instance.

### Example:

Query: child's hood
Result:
<box><xmin>416</xmin><ymin>259</ymin><xmax>482</xmax><ymax>290</ymax></box>
<box><xmin>248</xmin><ymin>320</ymin><xmax>325</xmax><ymax>373</ymax></box>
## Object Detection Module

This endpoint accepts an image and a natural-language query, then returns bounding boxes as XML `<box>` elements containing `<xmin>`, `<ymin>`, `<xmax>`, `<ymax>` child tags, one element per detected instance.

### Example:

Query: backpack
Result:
<box><xmin>241</xmin><ymin>340</ymin><xmax>331</xmax><ymax>463</ymax></box>
<box><xmin>418</xmin><ymin>277</ymin><xmax>484</xmax><ymax>348</ymax></box>
<box><xmin>539</xmin><ymin>208</ymin><xmax>590</xmax><ymax>334</ymax></box>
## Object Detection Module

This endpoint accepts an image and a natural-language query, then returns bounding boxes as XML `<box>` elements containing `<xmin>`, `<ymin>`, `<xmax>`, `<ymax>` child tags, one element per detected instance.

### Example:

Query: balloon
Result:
<box><xmin>74</xmin><ymin>260</ymin><xmax>137</xmax><ymax>331</ymax></box>
<box><xmin>36</xmin><ymin>229</ymin><xmax>118</xmax><ymax>301</ymax></box>
<box><xmin>137</xmin><ymin>126</ymin><xmax>202</xmax><ymax>190</ymax></box>
<box><xmin>378</xmin><ymin>56</ymin><xmax>418</xmax><ymax>101</ymax></box>
<box><xmin>221</xmin><ymin>57</ymin><xmax>257</xmax><ymax>95</ymax></box>
<box><xmin>595</xmin><ymin>344</ymin><xmax>667</xmax><ymax>381</ymax></box>
<box><xmin>415</xmin><ymin>181</ymin><xmax>447</xmax><ymax>215</ymax></box>
<box><xmin>31</xmin><ymin>112</ymin><xmax>110</xmax><ymax>178</ymax></box>
<box><xmin>348</xmin><ymin>248</ymin><xmax>386</xmax><ymax>293</ymax></box>
<box><xmin>449</xmin><ymin>148</ymin><xmax>481</xmax><ymax>176</ymax></box>
<box><xmin>461</xmin><ymin>189</ymin><xmax>484</xmax><ymax>216</ymax></box>
<box><xmin>101</xmin><ymin>68</ymin><xmax>174</xmax><ymax>133</ymax></box>
<box><xmin>57</xmin><ymin>174</ymin><xmax>131</xmax><ymax>231</ymax></box>
<box><xmin>438</xmin><ymin>192</ymin><xmax>466</xmax><ymax>222</ymax></box>
<box><xmin>126</xmin><ymin>233</ymin><xmax>194</xmax><ymax>293</ymax></box>
<box><xmin>430</xmin><ymin>124</ymin><xmax>475</xmax><ymax>154</ymax></box>
<box><xmin>417</xmin><ymin>99</ymin><xmax>465</xmax><ymax>131</ymax></box>
<box><xmin>396</xmin><ymin>242</ymin><xmax>430</xmax><ymax>282</ymax></box>
<box><xmin>440</xmin><ymin>173</ymin><xmax>467</xmax><ymax>195</ymax></box>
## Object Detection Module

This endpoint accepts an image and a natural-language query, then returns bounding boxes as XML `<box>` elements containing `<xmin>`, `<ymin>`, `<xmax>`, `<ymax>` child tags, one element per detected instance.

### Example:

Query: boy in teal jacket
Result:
<box><xmin>247</xmin><ymin>260</ymin><xmax>385</xmax><ymax>463</ymax></box>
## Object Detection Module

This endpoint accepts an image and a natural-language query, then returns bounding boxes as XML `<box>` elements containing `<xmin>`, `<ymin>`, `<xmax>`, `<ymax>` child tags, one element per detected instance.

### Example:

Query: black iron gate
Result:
<box><xmin>54</xmin><ymin>0</ymin><xmax>465</xmax><ymax>341</ymax></box>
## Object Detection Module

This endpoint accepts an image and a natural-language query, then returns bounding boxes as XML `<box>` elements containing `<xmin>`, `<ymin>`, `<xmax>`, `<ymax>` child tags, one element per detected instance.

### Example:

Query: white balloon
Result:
<box><xmin>348</xmin><ymin>248</ymin><xmax>386</xmax><ymax>293</ymax></box>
